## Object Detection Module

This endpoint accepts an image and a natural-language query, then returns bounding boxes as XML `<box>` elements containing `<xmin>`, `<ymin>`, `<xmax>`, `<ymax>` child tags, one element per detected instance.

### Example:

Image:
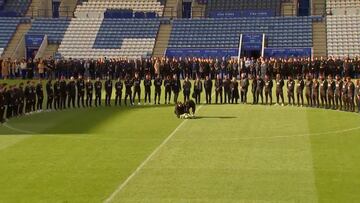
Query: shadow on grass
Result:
<box><xmin>194</xmin><ymin>116</ymin><xmax>237</xmax><ymax>119</ymax></box>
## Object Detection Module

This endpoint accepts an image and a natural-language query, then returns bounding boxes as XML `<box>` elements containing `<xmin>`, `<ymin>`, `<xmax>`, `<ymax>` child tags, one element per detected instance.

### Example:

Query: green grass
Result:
<box><xmin>0</xmin><ymin>80</ymin><xmax>360</xmax><ymax>202</ymax></box>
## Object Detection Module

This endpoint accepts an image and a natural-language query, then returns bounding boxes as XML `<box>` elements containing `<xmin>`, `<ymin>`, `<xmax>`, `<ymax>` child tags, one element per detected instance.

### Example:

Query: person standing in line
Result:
<box><xmin>264</xmin><ymin>75</ymin><xmax>273</xmax><ymax>105</ymax></box>
<box><xmin>172</xmin><ymin>75</ymin><xmax>181</xmax><ymax>104</ymax></box>
<box><xmin>296</xmin><ymin>75</ymin><xmax>305</xmax><ymax>107</ymax></box>
<box><xmin>193</xmin><ymin>76</ymin><xmax>202</xmax><ymax>104</ymax></box>
<box><xmin>77</xmin><ymin>75</ymin><xmax>85</xmax><ymax>108</ymax></box>
<box><xmin>46</xmin><ymin>80</ymin><xmax>54</xmax><ymax>110</ymax></box>
<box><xmin>105</xmin><ymin>77</ymin><xmax>113</xmax><ymax>106</ymax></box>
<box><xmin>327</xmin><ymin>75</ymin><xmax>335</xmax><ymax>109</ymax></box>
<box><xmin>154</xmin><ymin>75</ymin><xmax>162</xmax><ymax>105</ymax></box>
<box><xmin>182</xmin><ymin>76</ymin><xmax>191</xmax><ymax>102</ymax></box>
<box><xmin>164</xmin><ymin>75</ymin><xmax>172</xmax><ymax>104</ymax></box>
<box><xmin>287</xmin><ymin>76</ymin><xmax>295</xmax><ymax>106</ymax></box>
<box><xmin>204</xmin><ymin>75</ymin><xmax>213</xmax><ymax>104</ymax></box>
<box><xmin>215</xmin><ymin>74</ymin><xmax>223</xmax><ymax>104</ymax></box>
<box><xmin>144</xmin><ymin>74</ymin><xmax>152</xmax><ymax>105</ymax></box>
<box><xmin>94</xmin><ymin>77</ymin><xmax>102</xmax><ymax>107</ymax></box>
<box><xmin>86</xmin><ymin>78</ymin><xmax>93</xmax><ymax>107</ymax></box>
<box><xmin>115</xmin><ymin>78</ymin><xmax>123</xmax><ymax>106</ymax></box>
<box><xmin>240</xmin><ymin>73</ymin><xmax>249</xmax><ymax>104</ymax></box>
<box><xmin>275</xmin><ymin>74</ymin><xmax>285</xmax><ymax>106</ymax></box>
<box><xmin>334</xmin><ymin>75</ymin><xmax>343</xmax><ymax>110</ymax></box>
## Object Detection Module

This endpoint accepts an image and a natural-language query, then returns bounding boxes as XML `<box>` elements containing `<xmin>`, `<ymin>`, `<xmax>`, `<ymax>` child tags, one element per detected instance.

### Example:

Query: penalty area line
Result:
<box><xmin>104</xmin><ymin>104</ymin><xmax>207</xmax><ymax>203</ymax></box>
<box><xmin>2</xmin><ymin>123</ymin><xmax>36</xmax><ymax>134</ymax></box>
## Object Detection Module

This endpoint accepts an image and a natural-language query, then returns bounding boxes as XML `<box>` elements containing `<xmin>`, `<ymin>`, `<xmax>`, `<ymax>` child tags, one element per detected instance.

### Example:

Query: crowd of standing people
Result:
<box><xmin>0</xmin><ymin>56</ymin><xmax>360</xmax><ymax>123</ymax></box>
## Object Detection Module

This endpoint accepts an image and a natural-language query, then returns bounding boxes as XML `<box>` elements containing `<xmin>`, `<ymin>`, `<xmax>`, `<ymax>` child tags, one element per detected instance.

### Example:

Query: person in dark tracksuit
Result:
<box><xmin>356</xmin><ymin>79</ymin><xmax>360</xmax><ymax>113</ymax></box>
<box><xmin>24</xmin><ymin>82</ymin><xmax>31</xmax><ymax>114</ymax></box>
<box><xmin>86</xmin><ymin>78</ymin><xmax>93</xmax><ymax>107</ymax></box>
<box><xmin>29</xmin><ymin>82</ymin><xmax>36</xmax><ymax>112</ymax></box>
<box><xmin>172</xmin><ymin>75</ymin><xmax>181</xmax><ymax>103</ymax></box>
<box><xmin>144</xmin><ymin>74</ymin><xmax>152</xmax><ymax>104</ymax></box>
<box><xmin>334</xmin><ymin>75</ymin><xmax>343</xmax><ymax>110</ymax></box>
<box><xmin>347</xmin><ymin>77</ymin><xmax>355</xmax><ymax>112</ymax></box>
<box><xmin>251</xmin><ymin>76</ymin><xmax>257</xmax><ymax>104</ymax></box>
<box><xmin>193</xmin><ymin>76</ymin><xmax>202</xmax><ymax>104</ymax></box>
<box><xmin>115</xmin><ymin>78</ymin><xmax>123</xmax><ymax>106</ymax></box>
<box><xmin>164</xmin><ymin>75</ymin><xmax>172</xmax><ymax>104</ymax></box>
<box><xmin>183</xmin><ymin>77</ymin><xmax>191</xmax><ymax>102</ymax></box>
<box><xmin>264</xmin><ymin>75</ymin><xmax>273</xmax><ymax>105</ymax></box>
<box><xmin>240</xmin><ymin>74</ymin><xmax>249</xmax><ymax>104</ymax></box>
<box><xmin>256</xmin><ymin>75</ymin><xmax>264</xmax><ymax>104</ymax></box>
<box><xmin>312</xmin><ymin>78</ymin><xmax>320</xmax><ymax>108</ymax></box>
<box><xmin>105</xmin><ymin>78</ymin><xmax>113</xmax><ymax>106</ymax></box>
<box><xmin>0</xmin><ymin>85</ymin><xmax>5</xmax><ymax>123</ymax></box>
<box><xmin>46</xmin><ymin>80</ymin><xmax>54</xmax><ymax>110</ymax></box>
<box><xmin>305</xmin><ymin>75</ymin><xmax>313</xmax><ymax>107</ymax></box>
<box><xmin>154</xmin><ymin>75</ymin><xmax>162</xmax><ymax>105</ymax></box>
<box><xmin>124</xmin><ymin>76</ymin><xmax>133</xmax><ymax>106</ymax></box>
<box><xmin>59</xmin><ymin>77</ymin><xmax>67</xmax><ymax>110</ymax></box>
<box><xmin>327</xmin><ymin>75</ymin><xmax>335</xmax><ymax>109</ymax></box>
<box><xmin>296</xmin><ymin>75</ymin><xmax>305</xmax><ymax>107</ymax></box>
<box><xmin>133</xmin><ymin>73</ymin><xmax>141</xmax><ymax>105</ymax></box>
<box><xmin>5</xmin><ymin>86</ymin><xmax>13</xmax><ymax>119</ymax></box>
<box><xmin>275</xmin><ymin>74</ymin><xmax>284</xmax><ymax>106</ymax></box>
<box><xmin>17</xmin><ymin>83</ymin><xmax>25</xmax><ymax>115</ymax></box>
<box><xmin>341</xmin><ymin>79</ymin><xmax>348</xmax><ymax>111</ymax></box>
<box><xmin>287</xmin><ymin>76</ymin><xmax>295</xmax><ymax>106</ymax></box>
<box><xmin>223</xmin><ymin>75</ymin><xmax>231</xmax><ymax>104</ymax></box>
<box><xmin>319</xmin><ymin>75</ymin><xmax>328</xmax><ymax>108</ymax></box>
<box><xmin>204</xmin><ymin>75</ymin><xmax>212</xmax><ymax>104</ymax></box>
<box><xmin>77</xmin><ymin>76</ymin><xmax>85</xmax><ymax>108</ymax></box>
<box><xmin>215</xmin><ymin>74</ymin><xmax>223</xmax><ymax>104</ymax></box>
<box><xmin>230</xmin><ymin>78</ymin><xmax>239</xmax><ymax>104</ymax></box>
<box><xmin>54</xmin><ymin>79</ymin><xmax>61</xmax><ymax>110</ymax></box>
<box><xmin>36</xmin><ymin>81</ymin><xmax>44</xmax><ymax>111</ymax></box>
<box><xmin>94</xmin><ymin>78</ymin><xmax>102</xmax><ymax>107</ymax></box>
<box><xmin>67</xmin><ymin>77</ymin><xmax>76</xmax><ymax>108</ymax></box>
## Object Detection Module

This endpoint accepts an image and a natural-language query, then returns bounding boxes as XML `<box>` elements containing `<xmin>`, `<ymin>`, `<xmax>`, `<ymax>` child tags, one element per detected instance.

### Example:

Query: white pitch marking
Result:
<box><xmin>2</xmin><ymin>123</ymin><xmax>36</xmax><ymax>134</ymax></box>
<box><xmin>104</xmin><ymin>103</ymin><xmax>208</xmax><ymax>203</ymax></box>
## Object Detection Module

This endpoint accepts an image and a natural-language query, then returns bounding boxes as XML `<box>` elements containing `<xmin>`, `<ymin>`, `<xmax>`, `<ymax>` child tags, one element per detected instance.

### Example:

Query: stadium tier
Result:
<box><xmin>27</xmin><ymin>18</ymin><xmax>71</xmax><ymax>44</ymax></box>
<box><xmin>74</xmin><ymin>0</ymin><xmax>165</xmax><ymax>18</ymax></box>
<box><xmin>0</xmin><ymin>0</ymin><xmax>31</xmax><ymax>17</ymax></box>
<box><xmin>58</xmin><ymin>18</ymin><xmax>160</xmax><ymax>59</ymax></box>
<box><xmin>327</xmin><ymin>15</ymin><xmax>360</xmax><ymax>58</ymax></box>
<box><xmin>169</xmin><ymin>17</ymin><xmax>313</xmax><ymax>48</ymax></box>
<box><xmin>0</xmin><ymin>17</ymin><xmax>24</xmax><ymax>56</ymax></box>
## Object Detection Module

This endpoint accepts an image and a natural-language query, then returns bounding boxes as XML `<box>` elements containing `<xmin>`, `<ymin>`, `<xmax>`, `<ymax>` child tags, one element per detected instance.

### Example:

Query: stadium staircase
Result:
<box><xmin>281</xmin><ymin>1</ymin><xmax>296</xmax><ymax>16</ymax></box>
<box><xmin>153</xmin><ymin>23</ymin><xmax>172</xmax><ymax>57</ymax></box>
<box><xmin>163</xmin><ymin>0</ymin><xmax>179</xmax><ymax>18</ymax></box>
<box><xmin>59</xmin><ymin>0</ymin><xmax>77</xmax><ymax>18</ymax></box>
<box><xmin>26</xmin><ymin>0</ymin><xmax>52</xmax><ymax>17</ymax></box>
<box><xmin>43</xmin><ymin>44</ymin><xmax>59</xmax><ymax>59</ymax></box>
<box><xmin>192</xmin><ymin>0</ymin><xmax>206</xmax><ymax>18</ymax></box>
<box><xmin>312</xmin><ymin>20</ymin><xmax>327</xmax><ymax>58</ymax></box>
<box><xmin>2</xmin><ymin>22</ymin><xmax>31</xmax><ymax>59</ymax></box>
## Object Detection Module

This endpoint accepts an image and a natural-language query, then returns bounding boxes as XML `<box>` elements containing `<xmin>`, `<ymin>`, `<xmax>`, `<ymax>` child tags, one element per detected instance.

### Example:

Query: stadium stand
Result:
<box><xmin>168</xmin><ymin>17</ymin><xmax>313</xmax><ymax>49</ymax></box>
<box><xmin>74</xmin><ymin>0</ymin><xmax>165</xmax><ymax>18</ymax></box>
<box><xmin>0</xmin><ymin>17</ymin><xmax>24</xmax><ymax>56</ymax></box>
<box><xmin>58</xmin><ymin>18</ymin><xmax>160</xmax><ymax>59</ymax></box>
<box><xmin>327</xmin><ymin>15</ymin><xmax>360</xmax><ymax>58</ymax></box>
<box><xmin>26</xmin><ymin>18</ymin><xmax>71</xmax><ymax>44</ymax></box>
<box><xmin>0</xmin><ymin>0</ymin><xmax>31</xmax><ymax>17</ymax></box>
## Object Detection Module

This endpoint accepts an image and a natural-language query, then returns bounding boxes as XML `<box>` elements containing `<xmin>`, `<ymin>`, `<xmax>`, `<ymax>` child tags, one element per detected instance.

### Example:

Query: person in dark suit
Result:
<box><xmin>172</xmin><ymin>75</ymin><xmax>181</xmax><ymax>103</ymax></box>
<box><xmin>59</xmin><ymin>76</ymin><xmax>67</xmax><ymax>110</ymax></box>
<box><xmin>67</xmin><ymin>77</ymin><xmax>76</xmax><ymax>108</ymax></box>
<box><xmin>319</xmin><ymin>75</ymin><xmax>328</xmax><ymax>108</ymax></box>
<box><xmin>347</xmin><ymin>77</ymin><xmax>355</xmax><ymax>112</ymax></box>
<box><xmin>204</xmin><ymin>75</ymin><xmax>212</xmax><ymax>104</ymax></box>
<box><xmin>334</xmin><ymin>75</ymin><xmax>343</xmax><ymax>110</ymax></box>
<box><xmin>275</xmin><ymin>74</ymin><xmax>284</xmax><ymax>106</ymax></box>
<box><xmin>215</xmin><ymin>74</ymin><xmax>223</xmax><ymax>104</ymax></box>
<box><xmin>223</xmin><ymin>75</ymin><xmax>231</xmax><ymax>104</ymax></box>
<box><xmin>183</xmin><ymin>76</ymin><xmax>191</xmax><ymax>102</ymax></box>
<box><xmin>255</xmin><ymin>75</ymin><xmax>264</xmax><ymax>104</ymax></box>
<box><xmin>94</xmin><ymin>77</ymin><xmax>102</xmax><ymax>107</ymax></box>
<box><xmin>144</xmin><ymin>74</ymin><xmax>152</xmax><ymax>104</ymax></box>
<box><xmin>164</xmin><ymin>75</ymin><xmax>172</xmax><ymax>104</ymax></box>
<box><xmin>124</xmin><ymin>75</ymin><xmax>133</xmax><ymax>106</ymax></box>
<box><xmin>193</xmin><ymin>76</ymin><xmax>202</xmax><ymax>104</ymax></box>
<box><xmin>312</xmin><ymin>78</ymin><xmax>320</xmax><ymax>108</ymax></box>
<box><xmin>327</xmin><ymin>75</ymin><xmax>335</xmax><ymax>109</ymax></box>
<box><xmin>240</xmin><ymin>73</ymin><xmax>249</xmax><ymax>104</ymax></box>
<box><xmin>36</xmin><ymin>80</ymin><xmax>44</xmax><ymax>111</ymax></box>
<box><xmin>133</xmin><ymin>73</ymin><xmax>141</xmax><ymax>105</ymax></box>
<box><xmin>54</xmin><ymin>79</ymin><xmax>61</xmax><ymax>110</ymax></box>
<box><xmin>230</xmin><ymin>78</ymin><xmax>239</xmax><ymax>104</ymax></box>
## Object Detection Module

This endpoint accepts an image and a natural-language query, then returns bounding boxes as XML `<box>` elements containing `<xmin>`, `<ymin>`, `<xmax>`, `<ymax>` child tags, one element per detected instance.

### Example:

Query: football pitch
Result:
<box><xmin>0</xmin><ymin>84</ymin><xmax>360</xmax><ymax>202</ymax></box>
